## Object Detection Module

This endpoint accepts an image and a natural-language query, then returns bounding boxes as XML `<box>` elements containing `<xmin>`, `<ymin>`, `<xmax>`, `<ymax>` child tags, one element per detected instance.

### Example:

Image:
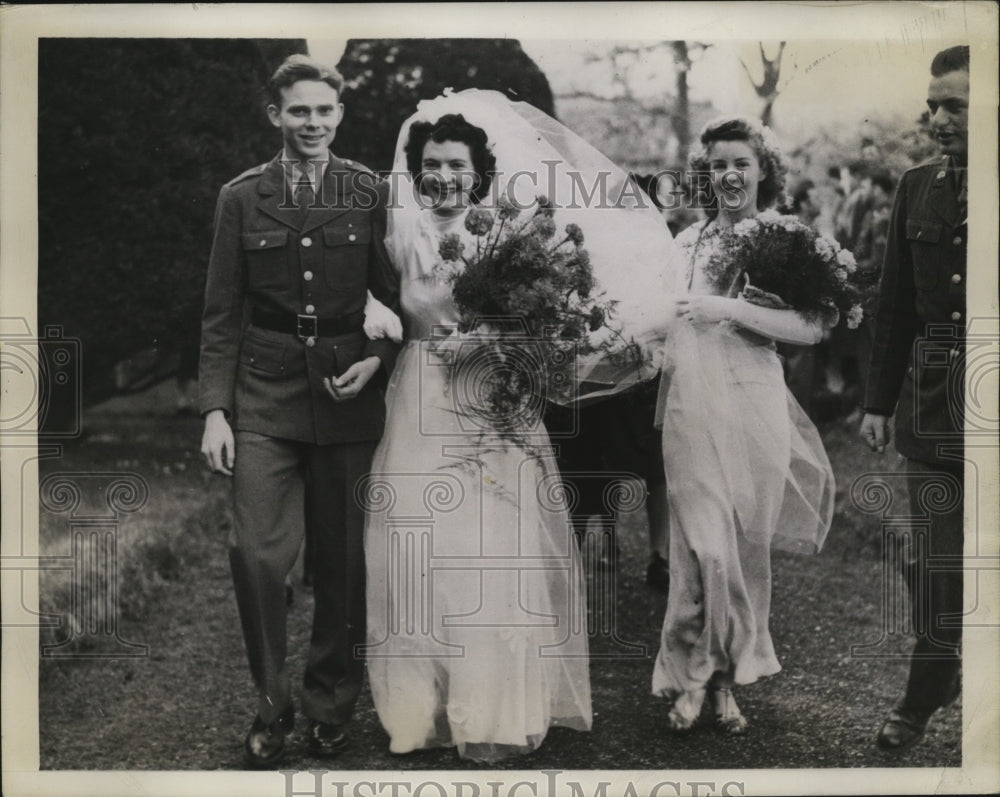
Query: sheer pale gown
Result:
<box><xmin>652</xmin><ymin>221</ymin><xmax>834</xmax><ymax>698</ymax></box>
<box><xmin>364</xmin><ymin>209</ymin><xmax>592</xmax><ymax>762</ymax></box>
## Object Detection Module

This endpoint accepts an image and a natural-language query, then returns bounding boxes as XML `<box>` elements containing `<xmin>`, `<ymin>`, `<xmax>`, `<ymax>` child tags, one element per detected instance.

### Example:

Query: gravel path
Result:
<box><xmin>38</xmin><ymin>406</ymin><xmax>962</xmax><ymax>773</ymax></box>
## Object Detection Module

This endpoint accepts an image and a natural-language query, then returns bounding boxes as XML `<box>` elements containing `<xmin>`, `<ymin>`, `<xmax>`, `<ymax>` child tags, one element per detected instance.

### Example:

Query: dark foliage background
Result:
<box><xmin>38</xmin><ymin>38</ymin><xmax>308</xmax><ymax>409</ymax></box>
<box><xmin>37</xmin><ymin>38</ymin><xmax>553</xmax><ymax>418</ymax></box>
<box><xmin>337</xmin><ymin>39</ymin><xmax>554</xmax><ymax>172</ymax></box>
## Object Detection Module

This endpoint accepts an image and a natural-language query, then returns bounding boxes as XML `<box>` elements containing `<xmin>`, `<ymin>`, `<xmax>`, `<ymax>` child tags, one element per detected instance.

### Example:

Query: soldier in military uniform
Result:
<box><xmin>199</xmin><ymin>54</ymin><xmax>400</xmax><ymax>767</ymax></box>
<box><xmin>860</xmin><ymin>45</ymin><xmax>969</xmax><ymax>753</ymax></box>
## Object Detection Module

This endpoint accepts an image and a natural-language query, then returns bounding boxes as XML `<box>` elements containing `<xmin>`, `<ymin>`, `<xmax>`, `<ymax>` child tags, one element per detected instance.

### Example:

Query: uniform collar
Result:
<box><xmin>279</xmin><ymin>152</ymin><xmax>328</xmax><ymax>193</ymax></box>
<box><xmin>257</xmin><ymin>152</ymin><xmax>355</xmax><ymax>232</ymax></box>
<box><xmin>259</xmin><ymin>151</ymin><xmax>351</xmax><ymax>196</ymax></box>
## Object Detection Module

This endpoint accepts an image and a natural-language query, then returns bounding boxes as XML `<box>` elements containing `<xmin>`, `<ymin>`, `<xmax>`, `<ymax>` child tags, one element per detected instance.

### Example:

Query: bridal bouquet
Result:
<box><xmin>434</xmin><ymin>194</ymin><xmax>627</xmax><ymax>436</ymax></box>
<box><xmin>703</xmin><ymin>209</ymin><xmax>866</xmax><ymax>329</ymax></box>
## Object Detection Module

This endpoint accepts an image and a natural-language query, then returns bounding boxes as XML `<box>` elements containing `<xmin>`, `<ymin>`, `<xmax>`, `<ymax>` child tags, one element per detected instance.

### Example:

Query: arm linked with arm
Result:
<box><xmin>363</xmin><ymin>178</ymin><xmax>403</xmax><ymax>375</ymax></box>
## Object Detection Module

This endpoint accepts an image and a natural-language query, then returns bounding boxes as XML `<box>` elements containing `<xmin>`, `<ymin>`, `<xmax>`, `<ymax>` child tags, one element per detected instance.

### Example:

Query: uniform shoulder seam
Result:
<box><xmin>342</xmin><ymin>158</ymin><xmax>378</xmax><ymax>178</ymax></box>
<box><xmin>905</xmin><ymin>155</ymin><xmax>946</xmax><ymax>175</ymax></box>
<box><xmin>224</xmin><ymin>163</ymin><xmax>268</xmax><ymax>187</ymax></box>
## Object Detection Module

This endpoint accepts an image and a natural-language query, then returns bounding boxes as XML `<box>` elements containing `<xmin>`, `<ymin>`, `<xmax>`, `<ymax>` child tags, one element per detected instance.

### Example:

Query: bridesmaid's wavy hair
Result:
<box><xmin>404</xmin><ymin>114</ymin><xmax>497</xmax><ymax>204</ymax></box>
<box><xmin>689</xmin><ymin>115</ymin><xmax>788</xmax><ymax>219</ymax></box>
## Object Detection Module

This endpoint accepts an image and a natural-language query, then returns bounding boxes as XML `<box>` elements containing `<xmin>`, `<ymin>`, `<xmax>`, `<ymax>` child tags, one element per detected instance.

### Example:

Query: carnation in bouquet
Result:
<box><xmin>702</xmin><ymin>209</ymin><xmax>867</xmax><ymax>330</ymax></box>
<box><xmin>433</xmin><ymin>194</ymin><xmax>628</xmax><ymax>437</ymax></box>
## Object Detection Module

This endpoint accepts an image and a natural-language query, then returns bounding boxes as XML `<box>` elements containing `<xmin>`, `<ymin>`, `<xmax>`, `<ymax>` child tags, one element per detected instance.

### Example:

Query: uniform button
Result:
<box><xmin>258</xmin><ymin>239</ymin><xmax>267</xmax><ymax>247</ymax></box>
<box><xmin>936</xmin><ymin>170</ymin><xmax>947</xmax><ymax>180</ymax></box>
<box><xmin>348</xmin><ymin>233</ymin><xmax>357</xmax><ymax>242</ymax></box>
<box><xmin>952</xmin><ymin>236</ymin><xmax>962</xmax><ymax>246</ymax></box>
<box><xmin>305</xmin><ymin>304</ymin><xmax>315</xmax><ymax>313</ymax></box>
<box><xmin>305</xmin><ymin>337</ymin><xmax>316</xmax><ymax>348</ymax></box>
<box><xmin>303</xmin><ymin>271</ymin><xmax>313</xmax><ymax>281</ymax></box>
<box><xmin>302</xmin><ymin>236</ymin><xmax>312</xmax><ymax>247</ymax></box>
<box><xmin>951</xmin><ymin>311</ymin><xmax>962</xmax><ymax>321</ymax></box>
<box><xmin>951</xmin><ymin>273</ymin><xmax>962</xmax><ymax>284</ymax></box>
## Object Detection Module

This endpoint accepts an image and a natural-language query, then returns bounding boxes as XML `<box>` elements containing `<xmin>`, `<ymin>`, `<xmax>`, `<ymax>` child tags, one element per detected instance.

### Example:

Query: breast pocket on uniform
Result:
<box><xmin>242</xmin><ymin>230</ymin><xmax>289</xmax><ymax>290</ymax></box>
<box><xmin>323</xmin><ymin>223</ymin><xmax>371</xmax><ymax>293</ymax></box>
<box><xmin>905</xmin><ymin>219</ymin><xmax>942</xmax><ymax>291</ymax></box>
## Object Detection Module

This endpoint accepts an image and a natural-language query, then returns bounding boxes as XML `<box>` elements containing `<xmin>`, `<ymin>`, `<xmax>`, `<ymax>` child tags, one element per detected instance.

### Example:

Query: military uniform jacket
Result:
<box><xmin>199</xmin><ymin>152</ymin><xmax>401</xmax><ymax>445</ymax></box>
<box><xmin>864</xmin><ymin>156</ymin><xmax>967</xmax><ymax>465</ymax></box>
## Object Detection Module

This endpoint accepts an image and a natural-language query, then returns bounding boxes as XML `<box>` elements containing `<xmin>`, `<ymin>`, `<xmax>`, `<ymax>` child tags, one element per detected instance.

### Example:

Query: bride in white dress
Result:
<box><xmin>361</xmin><ymin>90</ymin><xmax>678</xmax><ymax>762</ymax></box>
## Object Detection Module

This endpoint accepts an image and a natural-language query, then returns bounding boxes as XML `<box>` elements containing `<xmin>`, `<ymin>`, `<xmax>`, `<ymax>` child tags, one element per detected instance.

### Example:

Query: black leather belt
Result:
<box><xmin>251</xmin><ymin>308</ymin><xmax>365</xmax><ymax>340</ymax></box>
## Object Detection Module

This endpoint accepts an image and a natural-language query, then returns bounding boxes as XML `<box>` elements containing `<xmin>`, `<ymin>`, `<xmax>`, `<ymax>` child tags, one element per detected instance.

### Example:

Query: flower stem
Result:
<box><xmin>602</xmin><ymin>322</ymin><xmax>643</xmax><ymax>366</ymax></box>
<box><xmin>487</xmin><ymin>216</ymin><xmax>507</xmax><ymax>262</ymax></box>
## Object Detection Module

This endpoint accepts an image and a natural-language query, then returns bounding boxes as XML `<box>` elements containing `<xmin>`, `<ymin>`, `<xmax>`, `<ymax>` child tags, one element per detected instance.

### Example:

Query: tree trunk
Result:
<box><xmin>671</xmin><ymin>41</ymin><xmax>691</xmax><ymax>165</ymax></box>
<box><xmin>761</xmin><ymin>97</ymin><xmax>775</xmax><ymax>128</ymax></box>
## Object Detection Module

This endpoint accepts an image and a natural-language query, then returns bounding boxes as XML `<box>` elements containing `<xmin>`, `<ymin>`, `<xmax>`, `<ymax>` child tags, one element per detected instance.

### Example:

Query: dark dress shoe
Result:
<box><xmin>307</xmin><ymin>718</ymin><xmax>349</xmax><ymax>758</ymax></box>
<box><xmin>244</xmin><ymin>702</ymin><xmax>295</xmax><ymax>769</ymax></box>
<box><xmin>876</xmin><ymin>706</ymin><xmax>934</xmax><ymax>752</ymax></box>
<box><xmin>646</xmin><ymin>553</ymin><xmax>670</xmax><ymax>594</ymax></box>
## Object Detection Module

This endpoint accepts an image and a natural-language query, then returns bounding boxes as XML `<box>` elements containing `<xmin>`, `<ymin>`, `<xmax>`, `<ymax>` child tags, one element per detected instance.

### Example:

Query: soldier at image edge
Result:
<box><xmin>859</xmin><ymin>44</ymin><xmax>969</xmax><ymax>754</ymax></box>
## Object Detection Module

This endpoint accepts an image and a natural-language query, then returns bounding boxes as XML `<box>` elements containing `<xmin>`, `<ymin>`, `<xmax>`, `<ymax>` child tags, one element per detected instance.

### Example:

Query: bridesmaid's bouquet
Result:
<box><xmin>703</xmin><ymin>210</ymin><xmax>866</xmax><ymax>329</ymax></box>
<box><xmin>434</xmin><ymin>194</ymin><xmax>629</xmax><ymax>436</ymax></box>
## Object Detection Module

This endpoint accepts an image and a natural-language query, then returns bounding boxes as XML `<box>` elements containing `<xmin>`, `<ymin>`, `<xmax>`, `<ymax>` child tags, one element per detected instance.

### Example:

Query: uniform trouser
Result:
<box><xmin>899</xmin><ymin>458</ymin><xmax>964</xmax><ymax>713</ymax></box>
<box><xmin>229</xmin><ymin>431</ymin><xmax>377</xmax><ymax>725</ymax></box>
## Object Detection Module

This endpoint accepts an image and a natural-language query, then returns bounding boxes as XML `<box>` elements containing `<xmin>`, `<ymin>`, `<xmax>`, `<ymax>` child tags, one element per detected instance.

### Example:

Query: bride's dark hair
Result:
<box><xmin>404</xmin><ymin>114</ymin><xmax>497</xmax><ymax>203</ymax></box>
<box><xmin>689</xmin><ymin>115</ymin><xmax>788</xmax><ymax>218</ymax></box>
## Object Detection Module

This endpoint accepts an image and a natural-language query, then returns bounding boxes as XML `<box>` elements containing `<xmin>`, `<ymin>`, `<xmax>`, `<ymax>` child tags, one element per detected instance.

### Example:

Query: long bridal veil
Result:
<box><xmin>385</xmin><ymin>88</ymin><xmax>685</xmax><ymax>405</ymax></box>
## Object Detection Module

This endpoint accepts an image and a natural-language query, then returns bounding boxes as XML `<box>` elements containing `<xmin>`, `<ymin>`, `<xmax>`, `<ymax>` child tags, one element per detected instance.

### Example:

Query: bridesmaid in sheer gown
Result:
<box><xmin>652</xmin><ymin>116</ymin><xmax>835</xmax><ymax>733</ymax></box>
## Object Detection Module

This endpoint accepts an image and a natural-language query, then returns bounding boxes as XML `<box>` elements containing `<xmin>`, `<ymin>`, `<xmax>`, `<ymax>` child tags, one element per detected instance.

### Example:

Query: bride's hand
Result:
<box><xmin>675</xmin><ymin>296</ymin><xmax>733</xmax><ymax>324</ymax></box>
<box><xmin>461</xmin><ymin>321</ymin><xmax>501</xmax><ymax>344</ymax></box>
<box><xmin>363</xmin><ymin>290</ymin><xmax>404</xmax><ymax>343</ymax></box>
<box><xmin>428</xmin><ymin>323</ymin><xmax>500</xmax><ymax>363</ymax></box>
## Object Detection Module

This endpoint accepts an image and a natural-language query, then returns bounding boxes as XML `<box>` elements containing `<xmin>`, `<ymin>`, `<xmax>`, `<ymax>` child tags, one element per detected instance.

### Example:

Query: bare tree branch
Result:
<box><xmin>556</xmin><ymin>90</ymin><xmax>672</xmax><ymax>117</ymax></box>
<box><xmin>739</xmin><ymin>57</ymin><xmax>759</xmax><ymax>90</ymax></box>
<box><xmin>738</xmin><ymin>41</ymin><xmax>787</xmax><ymax>125</ymax></box>
<box><xmin>557</xmin><ymin>89</ymin><xmax>624</xmax><ymax>104</ymax></box>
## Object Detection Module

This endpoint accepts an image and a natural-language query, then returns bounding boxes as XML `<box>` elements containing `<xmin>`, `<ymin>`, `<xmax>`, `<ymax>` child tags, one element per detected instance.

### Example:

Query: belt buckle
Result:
<box><xmin>296</xmin><ymin>314</ymin><xmax>318</xmax><ymax>341</ymax></box>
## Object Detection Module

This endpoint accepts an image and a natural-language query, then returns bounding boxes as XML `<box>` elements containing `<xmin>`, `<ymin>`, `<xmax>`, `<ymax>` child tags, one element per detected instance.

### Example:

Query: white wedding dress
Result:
<box><xmin>652</xmin><ymin>221</ymin><xmax>835</xmax><ymax>696</ymax></box>
<box><xmin>363</xmin><ymin>208</ymin><xmax>592</xmax><ymax>762</ymax></box>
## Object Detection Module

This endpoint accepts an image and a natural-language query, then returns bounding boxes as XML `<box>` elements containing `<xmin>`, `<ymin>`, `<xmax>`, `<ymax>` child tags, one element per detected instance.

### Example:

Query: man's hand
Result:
<box><xmin>201</xmin><ymin>409</ymin><xmax>235</xmax><ymax>475</ymax></box>
<box><xmin>324</xmin><ymin>356</ymin><xmax>381</xmax><ymax>401</ymax></box>
<box><xmin>860</xmin><ymin>412</ymin><xmax>892</xmax><ymax>453</ymax></box>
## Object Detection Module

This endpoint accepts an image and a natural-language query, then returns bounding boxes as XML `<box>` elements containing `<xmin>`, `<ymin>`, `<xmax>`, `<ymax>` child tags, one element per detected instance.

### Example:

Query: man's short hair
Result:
<box><xmin>267</xmin><ymin>54</ymin><xmax>344</xmax><ymax>107</ymax></box>
<box><xmin>930</xmin><ymin>45</ymin><xmax>970</xmax><ymax>76</ymax></box>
